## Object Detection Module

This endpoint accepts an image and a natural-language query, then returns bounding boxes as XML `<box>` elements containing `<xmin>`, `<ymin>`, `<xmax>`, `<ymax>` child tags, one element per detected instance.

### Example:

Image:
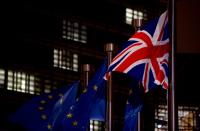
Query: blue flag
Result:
<box><xmin>47</xmin><ymin>81</ymin><xmax>79</xmax><ymax>130</ymax></box>
<box><xmin>123</xmin><ymin>81</ymin><xmax>143</xmax><ymax>131</ymax></box>
<box><xmin>9</xmin><ymin>81</ymin><xmax>79</xmax><ymax>131</ymax></box>
<box><xmin>90</xmin><ymin>95</ymin><xmax>106</xmax><ymax>121</ymax></box>
<box><xmin>62</xmin><ymin>60</ymin><xmax>107</xmax><ymax>130</ymax></box>
<box><xmin>123</xmin><ymin>101</ymin><xmax>142</xmax><ymax>131</ymax></box>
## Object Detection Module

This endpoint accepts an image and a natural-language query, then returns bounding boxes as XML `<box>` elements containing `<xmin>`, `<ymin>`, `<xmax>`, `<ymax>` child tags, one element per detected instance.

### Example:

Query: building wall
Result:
<box><xmin>176</xmin><ymin>0</ymin><xmax>200</xmax><ymax>53</ymax></box>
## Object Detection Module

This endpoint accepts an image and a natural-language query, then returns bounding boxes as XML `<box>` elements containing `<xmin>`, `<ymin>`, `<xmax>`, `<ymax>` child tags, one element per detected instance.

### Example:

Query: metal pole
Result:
<box><xmin>82</xmin><ymin>64</ymin><xmax>90</xmax><ymax>131</ymax></box>
<box><xmin>105</xmin><ymin>43</ymin><xmax>114</xmax><ymax>131</ymax></box>
<box><xmin>168</xmin><ymin>0</ymin><xmax>176</xmax><ymax>130</ymax></box>
<box><xmin>133</xmin><ymin>18</ymin><xmax>142</xmax><ymax>131</ymax></box>
<box><xmin>83</xmin><ymin>64</ymin><xmax>90</xmax><ymax>88</ymax></box>
<box><xmin>133</xmin><ymin>19</ymin><xmax>142</xmax><ymax>32</ymax></box>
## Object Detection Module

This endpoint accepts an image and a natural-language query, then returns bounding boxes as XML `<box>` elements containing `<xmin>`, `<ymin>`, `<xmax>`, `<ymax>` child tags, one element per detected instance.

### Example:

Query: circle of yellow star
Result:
<box><xmin>129</xmin><ymin>89</ymin><xmax>133</xmax><ymax>95</ymax></box>
<box><xmin>72</xmin><ymin>121</ymin><xmax>78</xmax><ymax>126</ymax></box>
<box><xmin>41</xmin><ymin>114</ymin><xmax>47</xmax><ymax>120</ymax></box>
<box><xmin>38</xmin><ymin>106</ymin><xmax>44</xmax><ymax>110</ymax></box>
<box><xmin>58</xmin><ymin>93</ymin><xmax>63</xmax><ymax>97</ymax></box>
<box><xmin>82</xmin><ymin>88</ymin><xmax>87</xmax><ymax>93</ymax></box>
<box><xmin>48</xmin><ymin>95</ymin><xmax>53</xmax><ymax>99</ymax></box>
<box><xmin>66</xmin><ymin>113</ymin><xmax>73</xmax><ymax>118</ymax></box>
<box><xmin>40</xmin><ymin>100</ymin><xmax>46</xmax><ymax>104</ymax></box>
<box><xmin>126</xmin><ymin>101</ymin><xmax>130</xmax><ymax>105</ymax></box>
<box><xmin>47</xmin><ymin>124</ymin><xmax>52</xmax><ymax>130</ymax></box>
<box><xmin>93</xmin><ymin>85</ymin><xmax>98</xmax><ymax>91</ymax></box>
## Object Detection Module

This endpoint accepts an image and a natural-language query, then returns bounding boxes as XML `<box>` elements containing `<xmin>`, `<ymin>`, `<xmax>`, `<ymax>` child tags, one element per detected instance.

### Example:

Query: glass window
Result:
<box><xmin>155</xmin><ymin>105</ymin><xmax>199</xmax><ymax>130</ymax></box>
<box><xmin>0</xmin><ymin>69</ymin><xmax>5</xmax><ymax>88</ymax></box>
<box><xmin>53</xmin><ymin>48</ymin><xmax>79</xmax><ymax>72</ymax></box>
<box><xmin>62</xmin><ymin>19</ymin><xmax>87</xmax><ymax>43</ymax></box>
<box><xmin>7</xmin><ymin>70</ymin><xmax>38</xmax><ymax>94</ymax></box>
<box><xmin>178</xmin><ymin>106</ymin><xmax>198</xmax><ymax>131</ymax></box>
<box><xmin>44</xmin><ymin>79</ymin><xmax>51</xmax><ymax>94</ymax></box>
<box><xmin>125</xmin><ymin>8</ymin><xmax>147</xmax><ymax>25</ymax></box>
<box><xmin>90</xmin><ymin>120</ymin><xmax>104</xmax><ymax>131</ymax></box>
<box><xmin>155</xmin><ymin>105</ymin><xmax>168</xmax><ymax>131</ymax></box>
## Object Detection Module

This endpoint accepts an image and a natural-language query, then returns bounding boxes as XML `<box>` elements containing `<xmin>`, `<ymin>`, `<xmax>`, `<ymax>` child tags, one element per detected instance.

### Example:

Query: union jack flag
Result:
<box><xmin>105</xmin><ymin>11</ymin><xmax>169</xmax><ymax>92</ymax></box>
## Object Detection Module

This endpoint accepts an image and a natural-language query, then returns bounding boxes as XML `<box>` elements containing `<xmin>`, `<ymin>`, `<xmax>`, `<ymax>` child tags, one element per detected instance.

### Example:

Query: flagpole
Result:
<box><xmin>133</xmin><ymin>18</ymin><xmax>143</xmax><ymax>131</ymax></box>
<box><xmin>83</xmin><ymin>64</ymin><xmax>90</xmax><ymax>88</ymax></box>
<box><xmin>168</xmin><ymin>0</ymin><xmax>176</xmax><ymax>130</ymax></box>
<box><xmin>83</xmin><ymin>64</ymin><xmax>90</xmax><ymax>130</ymax></box>
<box><xmin>105</xmin><ymin>43</ymin><xmax>114</xmax><ymax>131</ymax></box>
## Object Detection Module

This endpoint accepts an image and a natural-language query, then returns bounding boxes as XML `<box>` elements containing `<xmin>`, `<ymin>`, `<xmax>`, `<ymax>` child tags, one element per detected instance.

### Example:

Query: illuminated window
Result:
<box><xmin>62</xmin><ymin>19</ymin><xmax>87</xmax><ymax>43</ymax></box>
<box><xmin>155</xmin><ymin>105</ymin><xmax>199</xmax><ymax>131</ymax></box>
<box><xmin>178</xmin><ymin>106</ymin><xmax>198</xmax><ymax>131</ymax></box>
<box><xmin>125</xmin><ymin>8</ymin><xmax>147</xmax><ymax>25</ymax></box>
<box><xmin>90</xmin><ymin>120</ymin><xmax>104</xmax><ymax>131</ymax></box>
<box><xmin>53</xmin><ymin>48</ymin><xmax>79</xmax><ymax>72</ymax></box>
<box><xmin>0</xmin><ymin>69</ymin><xmax>5</xmax><ymax>88</ymax></box>
<box><xmin>7</xmin><ymin>71</ymin><xmax>38</xmax><ymax>94</ymax></box>
<box><xmin>44</xmin><ymin>79</ymin><xmax>51</xmax><ymax>94</ymax></box>
<box><xmin>155</xmin><ymin>105</ymin><xmax>168</xmax><ymax>131</ymax></box>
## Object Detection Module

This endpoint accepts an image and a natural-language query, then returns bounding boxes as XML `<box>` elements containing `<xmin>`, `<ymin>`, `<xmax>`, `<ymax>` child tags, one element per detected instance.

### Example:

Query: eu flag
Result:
<box><xmin>46</xmin><ymin>81</ymin><xmax>79</xmax><ymax>130</ymax></box>
<box><xmin>62</xmin><ymin>60</ymin><xmax>107</xmax><ymax>130</ymax></box>
<box><xmin>123</xmin><ymin>81</ymin><xmax>143</xmax><ymax>131</ymax></box>
<box><xmin>9</xmin><ymin>81</ymin><xmax>79</xmax><ymax>131</ymax></box>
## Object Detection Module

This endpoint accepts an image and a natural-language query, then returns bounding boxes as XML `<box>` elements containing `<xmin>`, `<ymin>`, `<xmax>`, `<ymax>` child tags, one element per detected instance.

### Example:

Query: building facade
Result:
<box><xmin>0</xmin><ymin>0</ymin><xmax>200</xmax><ymax>130</ymax></box>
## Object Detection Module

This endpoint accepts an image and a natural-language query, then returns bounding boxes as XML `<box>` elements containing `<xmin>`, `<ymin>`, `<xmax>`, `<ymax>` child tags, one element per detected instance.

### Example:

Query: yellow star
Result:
<box><xmin>66</xmin><ymin>113</ymin><xmax>73</xmax><ymax>118</ymax></box>
<box><xmin>126</xmin><ymin>100</ymin><xmax>129</xmax><ymax>105</ymax></box>
<box><xmin>58</xmin><ymin>93</ymin><xmax>63</xmax><ymax>97</ymax></box>
<box><xmin>40</xmin><ymin>100</ymin><xmax>46</xmax><ymax>104</ymax></box>
<box><xmin>38</xmin><ymin>106</ymin><xmax>44</xmax><ymax>110</ymax></box>
<box><xmin>129</xmin><ymin>89</ymin><xmax>133</xmax><ymax>95</ymax></box>
<box><xmin>47</xmin><ymin>124</ymin><xmax>52</xmax><ymax>130</ymax></box>
<box><xmin>76</xmin><ymin>98</ymin><xmax>79</xmax><ymax>102</ymax></box>
<box><xmin>48</xmin><ymin>95</ymin><xmax>53</xmax><ymax>99</ymax></box>
<box><xmin>41</xmin><ymin>114</ymin><xmax>47</xmax><ymax>120</ymax></box>
<box><xmin>82</xmin><ymin>88</ymin><xmax>87</xmax><ymax>93</ymax></box>
<box><xmin>93</xmin><ymin>85</ymin><xmax>98</xmax><ymax>91</ymax></box>
<box><xmin>72</xmin><ymin>121</ymin><xmax>78</xmax><ymax>126</ymax></box>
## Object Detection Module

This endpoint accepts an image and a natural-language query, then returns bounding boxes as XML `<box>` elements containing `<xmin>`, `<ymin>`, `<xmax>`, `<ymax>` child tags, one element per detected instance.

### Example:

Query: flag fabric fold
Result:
<box><xmin>123</xmin><ymin>81</ymin><xmax>143</xmax><ymax>131</ymax></box>
<box><xmin>62</xmin><ymin>60</ymin><xmax>107</xmax><ymax>130</ymax></box>
<box><xmin>123</xmin><ymin>102</ymin><xmax>143</xmax><ymax>131</ymax></box>
<box><xmin>9</xmin><ymin>81</ymin><xmax>79</xmax><ymax>131</ymax></box>
<box><xmin>106</xmin><ymin>11</ymin><xmax>169</xmax><ymax>92</ymax></box>
<box><xmin>47</xmin><ymin>81</ymin><xmax>79</xmax><ymax>131</ymax></box>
